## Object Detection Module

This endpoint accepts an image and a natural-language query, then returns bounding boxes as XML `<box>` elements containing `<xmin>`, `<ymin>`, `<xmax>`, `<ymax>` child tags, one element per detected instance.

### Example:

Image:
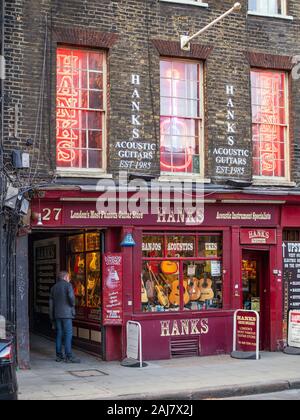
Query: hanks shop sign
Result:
<box><xmin>115</xmin><ymin>74</ymin><xmax>157</xmax><ymax>172</ymax></box>
<box><xmin>213</xmin><ymin>85</ymin><xmax>250</xmax><ymax>177</ymax></box>
<box><xmin>160</xmin><ymin>319</ymin><xmax>209</xmax><ymax>337</ymax></box>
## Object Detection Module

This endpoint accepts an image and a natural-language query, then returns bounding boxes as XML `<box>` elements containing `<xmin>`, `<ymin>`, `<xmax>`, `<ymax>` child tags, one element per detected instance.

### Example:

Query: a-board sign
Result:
<box><xmin>232</xmin><ymin>310</ymin><xmax>260</xmax><ymax>360</ymax></box>
<box><xmin>127</xmin><ymin>322</ymin><xmax>140</xmax><ymax>360</ymax></box>
<box><xmin>288</xmin><ymin>311</ymin><xmax>300</xmax><ymax>349</ymax></box>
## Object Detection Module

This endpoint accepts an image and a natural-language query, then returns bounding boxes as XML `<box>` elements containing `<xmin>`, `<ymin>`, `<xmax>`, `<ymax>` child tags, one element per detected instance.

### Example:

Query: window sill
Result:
<box><xmin>56</xmin><ymin>170</ymin><xmax>112</xmax><ymax>179</ymax></box>
<box><xmin>247</xmin><ymin>11</ymin><xmax>294</xmax><ymax>21</ymax></box>
<box><xmin>160</xmin><ymin>0</ymin><xmax>209</xmax><ymax>8</ymax></box>
<box><xmin>158</xmin><ymin>175</ymin><xmax>211</xmax><ymax>183</ymax></box>
<box><xmin>252</xmin><ymin>178</ymin><xmax>296</xmax><ymax>187</ymax></box>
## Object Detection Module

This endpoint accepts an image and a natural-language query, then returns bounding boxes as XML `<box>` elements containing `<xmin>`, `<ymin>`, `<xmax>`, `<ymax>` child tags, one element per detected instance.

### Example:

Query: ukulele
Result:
<box><xmin>148</xmin><ymin>264</ymin><xmax>169</xmax><ymax>308</ymax></box>
<box><xmin>169</xmin><ymin>280</ymin><xmax>190</xmax><ymax>306</ymax></box>
<box><xmin>187</xmin><ymin>277</ymin><xmax>201</xmax><ymax>301</ymax></box>
<box><xmin>199</xmin><ymin>275</ymin><xmax>214</xmax><ymax>302</ymax></box>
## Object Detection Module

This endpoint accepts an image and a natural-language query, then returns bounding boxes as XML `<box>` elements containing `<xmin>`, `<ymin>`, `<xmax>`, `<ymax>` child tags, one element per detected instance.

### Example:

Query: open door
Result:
<box><xmin>242</xmin><ymin>250</ymin><xmax>270</xmax><ymax>351</ymax></box>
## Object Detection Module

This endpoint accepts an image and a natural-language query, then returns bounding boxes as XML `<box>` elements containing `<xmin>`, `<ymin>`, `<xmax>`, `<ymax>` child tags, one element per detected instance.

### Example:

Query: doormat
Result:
<box><xmin>68</xmin><ymin>369</ymin><xmax>109</xmax><ymax>378</ymax></box>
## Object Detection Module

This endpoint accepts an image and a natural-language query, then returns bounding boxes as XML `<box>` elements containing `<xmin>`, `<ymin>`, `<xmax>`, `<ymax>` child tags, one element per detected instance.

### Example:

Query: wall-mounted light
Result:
<box><xmin>121</xmin><ymin>233</ymin><xmax>136</xmax><ymax>247</ymax></box>
<box><xmin>180</xmin><ymin>2</ymin><xmax>242</xmax><ymax>51</ymax></box>
<box><xmin>37</xmin><ymin>214</ymin><xmax>43</xmax><ymax>227</ymax></box>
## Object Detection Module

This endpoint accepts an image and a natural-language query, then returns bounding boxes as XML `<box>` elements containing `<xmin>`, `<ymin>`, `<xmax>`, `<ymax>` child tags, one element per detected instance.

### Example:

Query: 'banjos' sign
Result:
<box><xmin>116</xmin><ymin>74</ymin><xmax>157</xmax><ymax>172</ymax></box>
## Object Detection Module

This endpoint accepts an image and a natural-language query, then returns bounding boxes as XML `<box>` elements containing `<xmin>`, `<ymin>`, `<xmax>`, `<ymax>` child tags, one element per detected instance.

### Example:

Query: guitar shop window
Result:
<box><xmin>141</xmin><ymin>234</ymin><xmax>223</xmax><ymax>313</ymax></box>
<box><xmin>67</xmin><ymin>233</ymin><xmax>102</xmax><ymax>316</ymax></box>
<box><xmin>160</xmin><ymin>59</ymin><xmax>204</xmax><ymax>176</ymax></box>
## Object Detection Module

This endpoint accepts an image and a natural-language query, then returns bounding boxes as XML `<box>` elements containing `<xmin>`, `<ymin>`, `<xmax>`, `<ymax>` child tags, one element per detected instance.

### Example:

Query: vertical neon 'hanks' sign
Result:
<box><xmin>56</xmin><ymin>51</ymin><xmax>79</xmax><ymax>164</ymax></box>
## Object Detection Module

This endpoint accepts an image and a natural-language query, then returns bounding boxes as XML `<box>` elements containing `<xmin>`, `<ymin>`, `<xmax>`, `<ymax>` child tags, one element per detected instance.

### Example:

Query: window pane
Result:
<box><xmin>141</xmin><ymin>262</ymin><xmax>179</xmax><ymax>313</ymax></box>
<box><xmin>198</xmin><ymin>236</ymin><xmax>223</xmax><ymax>258</ymax></box>
<box><xmin>86</xmin><ymin>252</ymin><xmax>101</xmax><ymax>308</ymax></box>
<box><xmin>142</xmin><ymin>236</ymin><xmax>164</xmax><ymax>258</ymax></box>
<box><xmin>183</xmin><ymin>261</ymin><xmax>223</xmax><ymax>311</ymax></box>
<box><xmin>56</xmin><ymin>48</ymin><xmax>105</xmax><ymax>170</ymax></box>
<box><xmin>251</xmin><ymin>69</ymin><xmax>288</xmax><ymax>178</ymax></box>
<box><xmin>160</xmin><ymin>59</ymin><xmax>202</xmax><ymax>174</ymax></box>
<box><xmin>166</xmin><ymin>236</ymin><xmax>195</xmax><ymax>258</ymax></box>
<box><xmin>249</xmin><ymin>0</ymin><xmax>284</xmax><ymax>14</ymax></box>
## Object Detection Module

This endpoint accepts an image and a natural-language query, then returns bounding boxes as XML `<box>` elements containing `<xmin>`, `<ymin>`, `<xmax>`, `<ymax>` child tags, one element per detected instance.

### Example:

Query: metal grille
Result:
<box><xmin>170</xmin><ymin>338</ymin><xmax>200</xmax><ymax>358</ymax></box>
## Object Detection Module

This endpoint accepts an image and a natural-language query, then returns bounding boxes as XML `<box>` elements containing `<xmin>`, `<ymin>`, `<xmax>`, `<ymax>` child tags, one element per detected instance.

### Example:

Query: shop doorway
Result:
<box><xmin>242</xmin><ymin>250</ymin><xmax>270</xmax><ymax>351</ymax></box>
<box><xmin>29</xmin><ymin>231</ymin><xmax>104</xmax><ymax>357</ymax></box>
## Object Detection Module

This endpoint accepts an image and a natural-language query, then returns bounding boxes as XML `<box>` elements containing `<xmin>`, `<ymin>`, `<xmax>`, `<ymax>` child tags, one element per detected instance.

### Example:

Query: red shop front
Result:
<box><xmin>30</xmin><ymin>190</ymin><xmax>285</xmax><ymax>361</ymax></box>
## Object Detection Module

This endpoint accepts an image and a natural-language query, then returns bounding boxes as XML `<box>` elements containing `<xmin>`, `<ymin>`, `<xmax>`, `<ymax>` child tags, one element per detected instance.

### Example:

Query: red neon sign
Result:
<box><xmin>57</xmin><ymin>50</ymin><xmax>81</xmax><ymax>165</ymax></box>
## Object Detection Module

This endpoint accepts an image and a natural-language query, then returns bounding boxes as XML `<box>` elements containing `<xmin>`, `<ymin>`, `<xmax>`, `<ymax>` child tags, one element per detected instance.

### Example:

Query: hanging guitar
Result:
<box><xmin>74</xmin><ymin>255</ymin><xmax>85</xmax><ymax>274</ymax></box>
<box><xmin>169</xmin><ymin>279</ymin><xmax>190</xmax><ymax>307</ymax></box>
<box><xmin>187</xmin><ymin>277</ymin><xmax>201</xmax><ymax>301</ymax></box>
<box><xmin>141</xmin><ymin>276</ymin><xmax>149</xmax><ymax>304</ymax></box>
<box><xmin>147</xmin><ymin>264</ymin><xmax>169</xmax><ymax>308</ymax></box>
<box><xmin>199</xmin><ymin>275</ymin><xmax>214</xmax><ymax>302</ymax></box>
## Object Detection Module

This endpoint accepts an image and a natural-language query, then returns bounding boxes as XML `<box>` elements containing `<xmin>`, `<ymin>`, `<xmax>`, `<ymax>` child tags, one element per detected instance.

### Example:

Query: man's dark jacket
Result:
<box><xmin>49</xmin><ymin>280</ymin><xmax>76</xmax><ymax>321</ymax></box>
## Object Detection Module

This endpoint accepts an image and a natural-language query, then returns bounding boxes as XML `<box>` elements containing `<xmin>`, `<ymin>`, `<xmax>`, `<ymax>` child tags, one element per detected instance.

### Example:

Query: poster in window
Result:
<box><xmin>103</xmin><ymin>253</ymin><xmax>123</xmax><ymax>326</ymax></box>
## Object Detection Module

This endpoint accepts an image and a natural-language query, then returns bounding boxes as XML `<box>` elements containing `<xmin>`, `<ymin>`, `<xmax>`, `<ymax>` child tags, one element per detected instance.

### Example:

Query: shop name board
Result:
<box><xmin>240</xmin><ymin>229</ymin><xmax>277</xmax><ymax>245</ymax></box>
<box><xmin>213</xmin><ymin>85</ymin><xmax>250</xmax><ymax>177</ymax></box>
<box><xmin>217</xmin><ymin>211</ymin><xmax>272</xmax><ymax>222</ymax></box>
<box><xmin>116</xmin><ymin>74</ymin><xmax>157</xmax><ymax>171</ymax></box>
<box><xmin>32</xmin><ymin>202</ymin><xmax>278</xmax><ymax>228</ymax></box>
<box><xmin>160</xmin><ymin>319</ymin><xmax>209</xmax><ymax>337</ymax></box>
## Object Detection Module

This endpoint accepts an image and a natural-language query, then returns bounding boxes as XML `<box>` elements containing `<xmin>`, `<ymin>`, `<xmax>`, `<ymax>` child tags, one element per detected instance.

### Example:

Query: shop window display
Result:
<box><xmin>141</xmin><ymin>234</ymin><xmax>223</xmax><ymax>313</ymax></box>
<box><xmin>67</xmin><ymin>233</ymin><xmax>101</xmax><ymax>313</ymax></box>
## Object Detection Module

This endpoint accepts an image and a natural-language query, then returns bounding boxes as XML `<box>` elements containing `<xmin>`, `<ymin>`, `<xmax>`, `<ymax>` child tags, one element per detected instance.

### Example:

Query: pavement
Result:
<box><xmin>17</xmin><ymin>335</ymin><xmax>300</xmax><ymax>400</ymax></box>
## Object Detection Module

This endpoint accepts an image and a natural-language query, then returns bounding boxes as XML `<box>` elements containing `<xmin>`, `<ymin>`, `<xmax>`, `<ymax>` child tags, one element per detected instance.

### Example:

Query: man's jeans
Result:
<box><xmin>55</xmin><ymin>319</ymin><xmax>73</xmax><ymax>358</ymax></box>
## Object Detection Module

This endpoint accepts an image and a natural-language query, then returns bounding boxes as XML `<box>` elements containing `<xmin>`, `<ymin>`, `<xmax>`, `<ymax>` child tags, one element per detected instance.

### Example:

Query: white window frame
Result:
<box><xmin>160</xmin><ymin>0</ymin><xmax>208</xmax><ymax>8</ymax></box>
<box><xmin>248</xmin><ymin>0</ymin><xmax>293</xmax><ymax>20</ymax></box>
<box><xmin>251</xmin><ymin>69</ymin><xmax>291</xmax><ymax>185</ymax></box>
<box><xmin>159</xmin><ymin>58</ymin><xmax>205</xmax><ymax>180</ymax></box>
<box><xmin>56</xmin><ymin>47</ymin><xmax>107</xmax><ymax>177</ymax></box>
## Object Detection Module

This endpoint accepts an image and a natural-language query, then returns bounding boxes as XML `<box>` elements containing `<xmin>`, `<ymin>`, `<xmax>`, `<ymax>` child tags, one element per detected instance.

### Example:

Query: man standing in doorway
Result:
<box><xmin>49</xmin><ymin>271</ymin><xmax>80</xmax><ymax>363</ymax></box>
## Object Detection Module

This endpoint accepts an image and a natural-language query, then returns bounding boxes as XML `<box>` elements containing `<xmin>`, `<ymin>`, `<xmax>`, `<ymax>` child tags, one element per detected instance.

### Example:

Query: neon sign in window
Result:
<box><xmin>56</xmin><ymin>48</ymin><xmax>105</xmax><ymax>170</ymax></box>
<box><xmin>251</xmin><ymin>70</ymin><xmax>288</xmax><ymax>178</ymax></box>
<box><xmin>160</xmin><ymin>60</ymin><xmax>203</xmax><ymax>175</ymax></box>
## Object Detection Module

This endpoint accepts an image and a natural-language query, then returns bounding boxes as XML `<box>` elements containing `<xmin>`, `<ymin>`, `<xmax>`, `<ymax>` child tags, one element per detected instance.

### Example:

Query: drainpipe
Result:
<box><xmin>0</xmin><ymin>0</ymin><xmax>5</xmax><ymax>317</ymax></box>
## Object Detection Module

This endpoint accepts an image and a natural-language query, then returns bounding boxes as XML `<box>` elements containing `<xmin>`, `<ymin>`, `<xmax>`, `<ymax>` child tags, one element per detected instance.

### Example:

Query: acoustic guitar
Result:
<box><xmin>199</xmin><ymin>276</ymin><xmax>214</xmax><ymax>302</ymax></box>
<box><xmin>169</xmin><ymin>280</ymin><xmax>190</xmax><ymax>306</ymax></box>
<box><xmin>187</xmin><ymin>278</ymin><xmax>201</xmax><ymax>301</ymax></box>
<box><xmin>147</xmin><ymin>264</ymin><xmax>169</xmax><ymax>308</ymax></box>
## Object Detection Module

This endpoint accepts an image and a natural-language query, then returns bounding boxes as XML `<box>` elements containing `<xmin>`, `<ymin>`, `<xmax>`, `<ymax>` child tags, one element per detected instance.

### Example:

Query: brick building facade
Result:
<box><xmin>1</xmin><ymin>0</ymin><xmax>300</xmax><ymax>367</ymax></box>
